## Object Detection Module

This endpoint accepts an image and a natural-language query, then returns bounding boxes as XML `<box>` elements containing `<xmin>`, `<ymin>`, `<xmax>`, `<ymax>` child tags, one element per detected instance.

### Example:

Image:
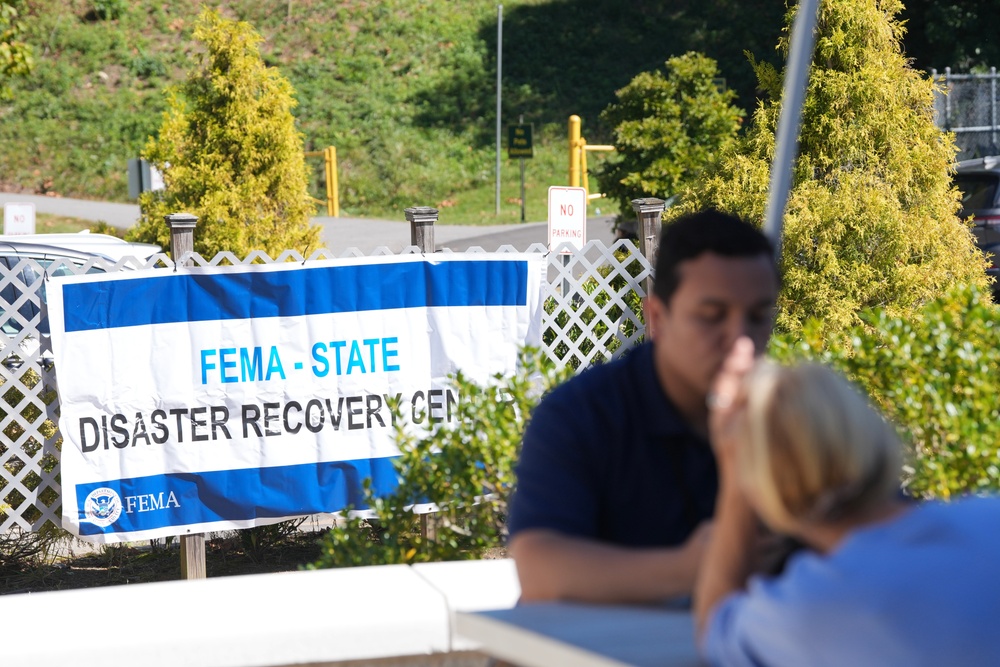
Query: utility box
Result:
<box><xmin>127</xmin><ymin>158</ymin><xmax>165</xmax><ymax>200</ymax></box>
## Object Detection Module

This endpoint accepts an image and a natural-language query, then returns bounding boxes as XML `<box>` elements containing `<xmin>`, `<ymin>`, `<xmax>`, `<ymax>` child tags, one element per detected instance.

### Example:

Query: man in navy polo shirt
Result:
<box><xmin>507</xmin><ymin>209</ymin><xmax>779</xmax><ymax>603</ymax></box>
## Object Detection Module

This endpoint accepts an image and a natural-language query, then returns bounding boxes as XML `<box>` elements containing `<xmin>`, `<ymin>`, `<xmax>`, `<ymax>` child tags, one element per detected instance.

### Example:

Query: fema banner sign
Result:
<box><xmin>48</xmin><ymin>254</ymin><xmax>544</xmax><ymax>543</ymax></box>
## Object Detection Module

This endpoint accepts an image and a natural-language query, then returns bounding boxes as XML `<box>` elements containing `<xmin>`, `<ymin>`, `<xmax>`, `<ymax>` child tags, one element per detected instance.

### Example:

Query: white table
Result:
<box><xmin>455</xmin><ymin>601</ymin><xmax>703</xmax><ymax>667</ymax></box>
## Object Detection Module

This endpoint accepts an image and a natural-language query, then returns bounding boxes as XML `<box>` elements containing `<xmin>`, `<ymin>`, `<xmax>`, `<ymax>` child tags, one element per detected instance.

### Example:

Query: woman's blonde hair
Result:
<box><xmin>738</xmin><ymin>362</ymin><xmax>902</xmax><ymax>533</ymax></box>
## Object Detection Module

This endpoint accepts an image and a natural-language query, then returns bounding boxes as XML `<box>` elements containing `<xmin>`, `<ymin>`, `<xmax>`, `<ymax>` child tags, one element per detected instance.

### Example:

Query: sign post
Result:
<box><xmin>508</xmin><ymin>119</ymin><xmax>533</xmax><ymax>222</ymax></box>
<box><xmin>3</xmin><ymin>202</ymin><xmax>36</xmax><ymax>235</ymax></box>
<box><xmin>548</xmin><ymin>186</ymin><xmax>587</xmax><ymax>297</ymax></box>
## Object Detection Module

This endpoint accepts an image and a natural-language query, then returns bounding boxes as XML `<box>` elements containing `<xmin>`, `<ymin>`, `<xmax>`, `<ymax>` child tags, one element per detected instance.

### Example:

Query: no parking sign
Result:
<box><xmin>547</xmin><ymin>187</ymin><xmax>587</xmax><ymax>252</ymax></box>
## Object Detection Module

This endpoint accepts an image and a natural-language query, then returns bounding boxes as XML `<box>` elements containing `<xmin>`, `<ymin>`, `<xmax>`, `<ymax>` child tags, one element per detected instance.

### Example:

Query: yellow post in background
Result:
<box><xmin>569</xmin><ymin>115</ymin><xmax>581</xmax><ymax>188</ymax></box>
<box><xmin>306</xmin><ymin>146</ymin><xmax>340</xmax><ymax>217</ymax></box>
<box><xmin>325</xmin><ymin>146</ymin><xmax>339</xmax><ymax>217</ymax></box>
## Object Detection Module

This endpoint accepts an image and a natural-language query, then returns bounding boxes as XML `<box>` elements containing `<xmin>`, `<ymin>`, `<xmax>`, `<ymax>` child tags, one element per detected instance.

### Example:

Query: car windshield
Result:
<box><xmin>955</xmin><ymin>174</ymin><xmax>999</xmax><ymax>211</ymax></box>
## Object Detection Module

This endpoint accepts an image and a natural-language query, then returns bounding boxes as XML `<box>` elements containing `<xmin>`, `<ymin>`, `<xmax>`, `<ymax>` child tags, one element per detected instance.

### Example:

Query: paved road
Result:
<box><xmin>1</xmin><ymin>192</ymin><xmax>618</xmax><ymax>253</ymax></box>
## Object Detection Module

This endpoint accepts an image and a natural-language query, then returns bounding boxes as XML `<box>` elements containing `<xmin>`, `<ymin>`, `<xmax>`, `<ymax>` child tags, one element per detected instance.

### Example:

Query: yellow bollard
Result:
<box><xmin>569</xmin><ymin>115</ymin><xmax>581</xmax><ymax>188</ymax></box>
<box><xmin>325</xmin><ymin>146</ymin><xmax>339</xmax><ymax>217</ymax></box>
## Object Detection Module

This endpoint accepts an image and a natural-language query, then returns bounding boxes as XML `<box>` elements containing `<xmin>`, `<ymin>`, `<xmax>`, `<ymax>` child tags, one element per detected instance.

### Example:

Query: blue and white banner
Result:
<box><xmin>48</xmin><ymin>254</ymin><xmax>544</xmax><ymax>543</ymax></box>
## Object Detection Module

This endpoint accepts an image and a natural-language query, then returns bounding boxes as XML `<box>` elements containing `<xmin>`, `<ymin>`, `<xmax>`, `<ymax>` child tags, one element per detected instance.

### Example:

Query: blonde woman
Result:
<box><xmin>695</xmin><ymin>338</ymin><xmax>1000</xmax><ymax>666</ymax></box>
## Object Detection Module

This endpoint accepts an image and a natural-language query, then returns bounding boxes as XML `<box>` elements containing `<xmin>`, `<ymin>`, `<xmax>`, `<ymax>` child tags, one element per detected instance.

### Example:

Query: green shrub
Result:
<box><xmin>127</xmin><ymin>8</ymin><xmax>320</xmax><ymax>258</ymax></box>
<box><xmin>307</xmin><ymin>349</ymin><xmax>571</xmax><ymax>568</ymax></box>
<box><xmin>771</xmin><ymin>283</ymin><xmax>1000</xmax><ymax>500</ymax></box>
<box><xmin>597</xmin><ymin>52</ymin><xmax>743</xmax><ymax>220</ymax></box>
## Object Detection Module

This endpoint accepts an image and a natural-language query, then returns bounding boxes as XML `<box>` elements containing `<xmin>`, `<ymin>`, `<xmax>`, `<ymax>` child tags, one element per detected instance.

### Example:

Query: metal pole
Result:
<box><xmin>631</xmin><ymin>198</ymin><xmax>666</xmax><ymax>298</ymax></box>
<box><xmin>495</xmin><ymin>4</ymin><xmax>503</xmax><ymax>216</ymax></box>
<box><xmin>519</xmin><ymin>114</ymin><xmax>526</xmax><ymax>222</ymax></box>
<box><xmin>991</xmin><ymin>67</ymin><xmax>997</xmax><ymax>152</ymax></box>
<box><xmin>405</xmin><ymin>206</ymin><xmax>438</xmax><ymax>253</ymax></box>
<box><xmin>945</xmin><ymin>67</ymin><xmax>952</xmax><ymax>132</ymax></box>
<box><xmin>520</xmin><ymin>159</ymin><xmax>526</xmax><ymax>222</ymax></box>
<box><xmin>762</xmin><ymin>0</ymin><xmax>820</xmax><ymax>258</ymax></box>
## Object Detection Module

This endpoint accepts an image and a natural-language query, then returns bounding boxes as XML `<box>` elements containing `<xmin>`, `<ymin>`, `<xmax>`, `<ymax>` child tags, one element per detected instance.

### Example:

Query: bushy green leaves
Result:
<box><xmin>308</xmin><ymin>349</ymin><xmax>571</xmax><ymax>568</ymax></box>
<box><xmin>771</xmin><ymin>284</ymin><xmax>1000</xmax><ymax>499</ymax></box>
<box><xmin>677</xmin><ymin>0</ymin><xmax>989</xmax><ymax>337</ymax></box>
<box><xmin>128</xmin><ymin>9</ymin><xmax>320</xmax><ymax>258</ymax></box>
<box><xmin>597</xmin><ymin>52</ymin><xmax>743</xmax><ymax>219</ymax></box>
<box><xmin>0</xmin><ymin>1</ymin><xmax>33</xmax><ymax>100</ymax></box>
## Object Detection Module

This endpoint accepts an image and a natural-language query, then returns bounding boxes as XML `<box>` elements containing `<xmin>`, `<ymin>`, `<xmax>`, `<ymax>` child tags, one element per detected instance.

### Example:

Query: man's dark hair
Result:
<box><xmin>652</xmin><ymin>209</ymin><xmax>777</xmax><ymax>305</ymax></box>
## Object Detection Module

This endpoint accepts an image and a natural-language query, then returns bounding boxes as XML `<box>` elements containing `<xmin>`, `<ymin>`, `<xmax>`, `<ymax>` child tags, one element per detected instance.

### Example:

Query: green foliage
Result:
<box><xmin>770</xmin><ymin>284</ymin><xmax>1000</xmax><ymax>500</ymax></box>
<box><xmin>0</xmin><ymin>0</ymin><xmax>788</xmax><ymax>217</ymax></box>
<box><xmin>543</xmin><ymin>247</ymin><xmax>646</xmax><ymax>368</ymax></box>
<box><xmin>0</xmin><ymin>1</ymin><xmax>33</xmax><ymax>100</ymax></box>
<box><xmin>597</xmin><ymin>53</ymin><xmax>743</xmax><ymax>218</ymax></box>
<box><xmin>675</xmin><ymin>0</ymin><xmax>989</xmax><ymax>338</ymax></box>
<box><xmin>127</xmin><ymin>9</ymin><xmax>320</xmax><ymax>258</ymax></box>
<box><xmin>308</xmin><ymin>349</ymin><xmax>571</xmax><ymax>568</ymax></box>
<box><xmin>1</xmin><ymin>1</ymin><xmax>988</xmax><ymax>221</ymax></box>
<box><xmin>902</xmin><ymin>0</ymin><xmax>999</xmax><ymax>72</ymax></box>
<box><xmin>91</xmin><ymin>0</ymin><xmax>126</xmax><ymax>22</ymax></box>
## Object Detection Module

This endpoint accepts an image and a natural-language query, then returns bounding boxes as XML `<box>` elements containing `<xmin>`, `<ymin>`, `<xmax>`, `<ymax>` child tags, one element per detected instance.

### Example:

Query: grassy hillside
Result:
<box><xmin>0</xmin><ymin>0</ymin><xmax>785</xmax><ymax>223</ymax></box>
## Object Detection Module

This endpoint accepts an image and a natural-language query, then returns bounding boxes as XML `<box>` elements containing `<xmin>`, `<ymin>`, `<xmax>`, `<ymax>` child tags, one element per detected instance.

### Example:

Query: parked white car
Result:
<box><xmin>0</xmin><ymin>231</ymin><xmax>162</xmax><ymax>261</ymax></box>
<box><xmin>0</xmin><ymin>237</ymin><xmax>158</xmax><ymax>370</ymax></box>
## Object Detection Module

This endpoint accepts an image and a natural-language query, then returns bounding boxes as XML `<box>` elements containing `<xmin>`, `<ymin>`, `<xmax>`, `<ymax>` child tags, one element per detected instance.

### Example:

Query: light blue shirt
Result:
<box><xmin>703</xmin><ymin>497</ymin><xmax>1000</xmax><ymax>667</ymax></box>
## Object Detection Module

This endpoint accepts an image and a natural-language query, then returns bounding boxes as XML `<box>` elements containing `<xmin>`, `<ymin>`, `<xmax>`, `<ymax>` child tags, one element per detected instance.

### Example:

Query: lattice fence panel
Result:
<box><xmin>0</xmin><ymin>242</ymin><xmax>649</xmax><ymax>535</ymax></box>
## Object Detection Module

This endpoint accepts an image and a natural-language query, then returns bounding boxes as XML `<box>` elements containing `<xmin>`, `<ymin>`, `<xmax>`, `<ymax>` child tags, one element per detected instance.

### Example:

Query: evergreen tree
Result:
<box><xmin>675</xmin><ymin>0</ymin><xmax>989</xmax><ymax>335</ymax></box>
<box><xmin>597</xmin><ymin>52</ymin><xmax>743</xmax><ymax>219</ymax></box>
<box><xmin>128</xmin><ymin>8</ymin><xmax>320</xmax><ymax>259</ymax></box>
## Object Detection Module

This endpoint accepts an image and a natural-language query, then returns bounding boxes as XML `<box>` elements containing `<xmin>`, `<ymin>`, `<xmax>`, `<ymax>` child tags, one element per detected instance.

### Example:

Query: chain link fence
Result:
<box><xmin>932</xmin><ymin>67</ymin><xmax>1000</xmax><ymax>160</ymax></box>
<box><xmin>0</xmin><ymin>241</ymin><xmax>650</xmax><ymax>538</ymax></box>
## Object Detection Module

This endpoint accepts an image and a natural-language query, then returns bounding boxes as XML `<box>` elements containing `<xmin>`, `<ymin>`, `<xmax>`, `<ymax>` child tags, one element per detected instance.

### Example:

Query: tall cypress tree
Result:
<box><xmin>676</xmin><ymin>0</ymin><xmax>989</xmax><ymax>335</ymax></box>
<box><xmin>128</xmin><ymin>8</ymin><xmax>320</xmax><ymax>259</ymax></box>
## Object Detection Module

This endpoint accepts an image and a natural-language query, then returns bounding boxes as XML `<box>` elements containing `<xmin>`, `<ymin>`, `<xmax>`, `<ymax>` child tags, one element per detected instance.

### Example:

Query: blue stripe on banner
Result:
<box><xmin>61</xmin><ymin>260</ymin><xmax>529</xmax><ymax>332</ymax></box>
<box><xmin>74</xmin><ymin>458</ymin><xmax>401</xmax><ymax>536</ymax></box>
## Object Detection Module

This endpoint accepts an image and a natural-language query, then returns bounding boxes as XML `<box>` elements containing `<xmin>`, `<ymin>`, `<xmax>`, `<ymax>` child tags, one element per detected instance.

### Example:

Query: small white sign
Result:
<box><xmin>149</xmin><ymin>164</ymin><xmax>165</xmax><ymax>191</ymax></box>
<box><xmin>547</xmin><ymin>186</ymin><xmax>587</xmax><ymax>253</ymax></box>
<box><xmin>4</xmin><ymin>202</ymin><xmax>36</xmax><ymax>235</ymax></box>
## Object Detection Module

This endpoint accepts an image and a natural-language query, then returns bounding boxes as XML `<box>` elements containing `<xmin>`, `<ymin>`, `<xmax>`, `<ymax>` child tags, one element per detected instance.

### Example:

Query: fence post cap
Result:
<box><xmin>404</xmin><ymin>207</ymin><xmax>439</xmax><ymax>224</ymax></box>
<box><xmin>630</xmin><ymin>198</ymin><xmax>666</xmax><ymax>215</ymax></box>
<box><xmin>164</xmin><ymin>212</ymin><xmax>199</xmax><ymax>229</ymax></box>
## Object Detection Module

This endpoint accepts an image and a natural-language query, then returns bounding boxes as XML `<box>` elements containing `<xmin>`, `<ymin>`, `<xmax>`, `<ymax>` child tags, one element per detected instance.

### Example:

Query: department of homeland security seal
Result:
<box><xmin>83</xmin><ymin>487</ymin><xmax>122</xmax><ymax>527</ymax></box>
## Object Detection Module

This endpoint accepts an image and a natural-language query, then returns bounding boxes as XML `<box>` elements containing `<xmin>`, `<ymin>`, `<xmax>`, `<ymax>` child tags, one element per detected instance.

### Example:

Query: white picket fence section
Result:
<box><xmin>0</xmin><ymin>240</ymin><xmax>651</xmax><ymax>537</ymax></box>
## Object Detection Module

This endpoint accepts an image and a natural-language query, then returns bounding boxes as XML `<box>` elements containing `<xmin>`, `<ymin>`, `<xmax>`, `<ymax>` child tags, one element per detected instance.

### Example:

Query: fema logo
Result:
<box><xmin>83</xmin><ymin>487</ymin><xmax>122</xmax><ymax>527</ymax></box>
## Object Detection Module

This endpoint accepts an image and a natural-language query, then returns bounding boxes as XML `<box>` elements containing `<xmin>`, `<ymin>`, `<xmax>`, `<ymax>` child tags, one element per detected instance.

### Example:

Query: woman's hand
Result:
<box><xmin>707</xmin><ymin>336</ymin><xmax>756</xmax><ymax>475</ymax></box>
<box><xmin>695</xmin><ymin>336</ymin><xmax>762</xmax><ymax>642</ymax></box>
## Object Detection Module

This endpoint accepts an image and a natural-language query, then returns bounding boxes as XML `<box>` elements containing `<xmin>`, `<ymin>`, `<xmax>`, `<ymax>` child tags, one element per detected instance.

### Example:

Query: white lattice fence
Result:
<box><xmin>0</xmin><ymin>242</ymin><xmax>650</xmax><ymax>535</ymax></box>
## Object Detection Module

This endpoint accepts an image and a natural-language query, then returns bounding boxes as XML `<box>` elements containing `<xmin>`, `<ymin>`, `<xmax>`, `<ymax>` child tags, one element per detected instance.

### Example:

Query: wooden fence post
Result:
<box><xmin>165</xmin><ymin>212</ymin><xmax>206</xmax><ymax>580</ymax></box>
<box><xmin>404</xmin><ymin>206</ymin><xmax>438</xmax><ymax>253</ymax></box>
<box><xmin>630</xmin><ymin>198</ymin><xmax>665</xmax><ymax>297</ymax></box>
<box><xmin>165</xmin><ymin>212</ymin><xmax>198</xmax><ymax>266</ymax></box>
<box><xmin>404</xmin><ymin>206</ymin><xmax>439</xmax><ymax>540</ymax></box>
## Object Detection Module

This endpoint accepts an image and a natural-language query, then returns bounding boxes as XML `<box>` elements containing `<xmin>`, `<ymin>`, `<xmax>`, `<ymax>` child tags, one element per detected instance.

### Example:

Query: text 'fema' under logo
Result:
<box><xmin>83</xmin><ymin>487</ymin><xmax>122</xmax><ymax>527</ymax></box>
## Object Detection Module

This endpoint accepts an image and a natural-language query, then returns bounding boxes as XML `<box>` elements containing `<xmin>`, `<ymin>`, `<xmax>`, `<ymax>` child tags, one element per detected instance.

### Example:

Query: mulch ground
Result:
<box><xmin>0</xmin><ymin>530</ymin><xmax>325</xmax><ymax>596</ymax></box>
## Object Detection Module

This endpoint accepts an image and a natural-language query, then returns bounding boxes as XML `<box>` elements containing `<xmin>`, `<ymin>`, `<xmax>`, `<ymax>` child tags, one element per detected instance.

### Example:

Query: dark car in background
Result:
<box><xmin>954</xmin><ymin>156</ymin><xmax>1000</xmax><ymax>299</ymax></box>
